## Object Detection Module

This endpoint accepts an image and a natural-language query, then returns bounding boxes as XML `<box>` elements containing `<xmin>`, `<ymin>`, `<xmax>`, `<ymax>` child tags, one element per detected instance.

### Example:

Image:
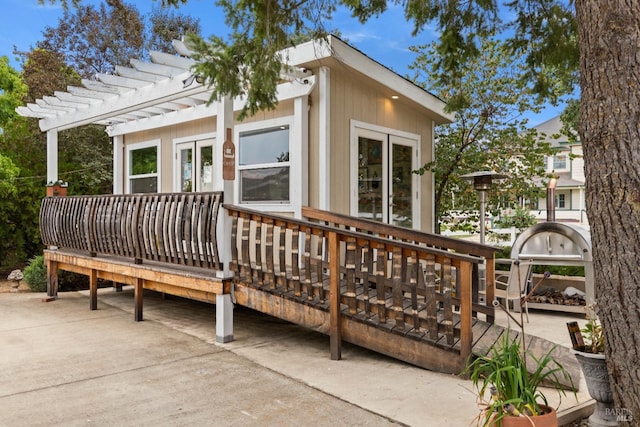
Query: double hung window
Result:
<box><xmin>238</xmin><ymin>125</ymin><xmax>290</xmax><ymax>203</ymax></box>
<box><xmin>128</xmin><ymin>141</ymin><xmax>159</xmax><ymax>193</ymax></box>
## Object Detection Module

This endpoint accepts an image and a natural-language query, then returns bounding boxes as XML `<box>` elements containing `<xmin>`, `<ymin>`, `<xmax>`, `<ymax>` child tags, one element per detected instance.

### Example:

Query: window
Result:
<box><xmin>238</xmin><ymin>125</ymin><xmax>290</xmax><ymax>203</ymax></box>
<box><xmin>555</xmin><ymin>193</ymin><xmax>566</xmax><ymax>209</ymax></box>
<box><xmin>128</xmin><ymin>141</ymin><xmax>159</xmax><ymax>193</ymax></box>
<box><xmin>553</xmin><ymin>154</ymin><xmax>568</xmax><ymax>171</ymax></box>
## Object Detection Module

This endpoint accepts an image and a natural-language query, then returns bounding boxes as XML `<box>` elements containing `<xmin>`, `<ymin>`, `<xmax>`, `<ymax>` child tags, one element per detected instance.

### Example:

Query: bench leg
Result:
<box><xmin>89</xmin><ymin>269</ymin><xmax>98</xmax><ymax>310</ymax></box>
<box><xmin>134</xmin><ymin>278</ymin><xmax>143</xmax><ymax>321</ymax></box>
<box><xmin>216</xmin><ymin>294</ymin><xmax>233</xmax><ymax>343</ymax></box>
<box><xmin>45</xmin><ymin>259</ymin><xmax>59</xmax><ymax>300</ymax></box>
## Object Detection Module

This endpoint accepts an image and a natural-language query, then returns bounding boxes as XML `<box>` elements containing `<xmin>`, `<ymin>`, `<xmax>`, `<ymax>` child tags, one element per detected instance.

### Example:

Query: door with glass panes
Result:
<box><xmin>354</xmin><ymin>128</ymin><xmax>419</xmax><ymax>228</ymax></box>
<box><xmin>174</xmin><ymin>139</ymin><xmax>215</xmax><ymax>192</ymax></box>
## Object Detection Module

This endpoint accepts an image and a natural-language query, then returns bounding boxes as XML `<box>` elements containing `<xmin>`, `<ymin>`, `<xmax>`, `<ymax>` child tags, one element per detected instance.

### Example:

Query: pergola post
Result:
<box><xmin>46</xmin><ymin>129</ymin><xmax>58</xmax><ymax>184</ymax></box>
<box><xmin>112</xmin><ymin>134</ymin><xmax>124</xmax><ymax>194</ymax></box>
<box><xmin>216</xmin><ymin>95</ymin><xmax>234</xmax><ymax>343</ymax></box>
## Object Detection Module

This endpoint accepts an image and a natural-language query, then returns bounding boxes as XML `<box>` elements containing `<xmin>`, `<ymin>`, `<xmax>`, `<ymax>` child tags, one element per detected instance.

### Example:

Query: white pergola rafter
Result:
<box><xmin>16</xmin><ymin>40</ymin><xmax>319</xmax><ymax>133</ymax></box>
<box><xmin>114</xmin><ymin>66</ymin><xmax>167</xmax><ymax>83</ymax></box>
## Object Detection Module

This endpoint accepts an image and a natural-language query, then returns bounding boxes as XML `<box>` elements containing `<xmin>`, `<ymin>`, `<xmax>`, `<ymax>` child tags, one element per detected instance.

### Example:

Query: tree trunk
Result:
<box><xmin>576</xmin><ymin>0</ymin><xmax>640</xmax><ymax>421</ymax></box>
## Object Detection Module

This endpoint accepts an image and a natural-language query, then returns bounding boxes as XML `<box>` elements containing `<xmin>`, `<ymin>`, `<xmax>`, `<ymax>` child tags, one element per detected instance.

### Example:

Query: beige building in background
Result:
<box><xmin>529</xmin><ymin>116</ymin><xmax>587</xmax><ymax>228</ymax></box>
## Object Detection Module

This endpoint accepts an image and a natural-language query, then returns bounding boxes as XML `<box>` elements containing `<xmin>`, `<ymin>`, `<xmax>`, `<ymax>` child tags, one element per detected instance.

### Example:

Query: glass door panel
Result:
<box><xmin>390</xmin><ymin>142</ymin><xmax>413</xmax><ymax>228</ymax></box>
<box><xmin>198</xmin><ymin>142</ymin><xmax>214</xmax><ymax>192</ymax></box>
<box><xmin>177</xmin><ymin>143</ymin><xmax>193</xmax><ymax>192</ymax></box>
<box><xmin>357</xmin><ymin>136</ymin><xmax>384</xmax><ymax>222</ymax></box>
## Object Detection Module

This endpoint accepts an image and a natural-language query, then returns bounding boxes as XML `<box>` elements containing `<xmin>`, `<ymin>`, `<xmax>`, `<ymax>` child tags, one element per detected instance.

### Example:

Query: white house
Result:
<box><xmin>18</xmin><ymin>36</ymin><xmax>453</xmax><ymax>233</ymax></box>
<box><xmin>530</xmin><ymin>116</ymin><xmax>587</xmax><ymax>228</ymax></box>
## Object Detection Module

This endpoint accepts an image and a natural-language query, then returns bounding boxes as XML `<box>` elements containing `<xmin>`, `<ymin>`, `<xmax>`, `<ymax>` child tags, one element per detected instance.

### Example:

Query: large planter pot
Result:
<box><xmin>494</xmin><ymin>406</ymin><xmax>558</xmax><ymax>427</ymax></box>
<box><xmin>573</xmin><ymin>350</ymin><xmax>617</xmax><ymax>427</ymax></box>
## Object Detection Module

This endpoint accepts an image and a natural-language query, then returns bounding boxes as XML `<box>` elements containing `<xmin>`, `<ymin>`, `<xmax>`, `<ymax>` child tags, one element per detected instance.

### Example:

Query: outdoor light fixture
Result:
<box><xmin>182</xmin><ymin>74</ymin><xmax>204</xmax><ymax>89</ymax></box>
<box><xmin>460</xmin><ymin>170</ymin><xmax>508</xmax><ymax>244</ymax></box>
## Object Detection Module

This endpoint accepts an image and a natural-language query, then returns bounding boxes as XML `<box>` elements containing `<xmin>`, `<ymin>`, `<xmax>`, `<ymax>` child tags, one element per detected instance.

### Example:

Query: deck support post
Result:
<box><xmin>329</xmin><ymin>231</ymin><xmax>342</xmax><ymax>360</ymax></box>
<box><xmin>45</xmin><ymin>258</ymin><xmax>59</xmax><ymax>301</ymax></box>
<box><xmin>216</xmin><ymin>294</ymin><xmax>234</xmax><ymax>343</ymax></box>
<box><xmin>459</xmin><ymin>261</ymin><xmax>473</xmax><ymax>362</ymax></box>
<box><xmin>134</xmin><ymin>278</ymin><xmax>143</xmax><ymax>321</ymax></box>
<box><xmin>89</xmin><ymin>269</ymin><xmax>98</xmax><ymax>310</ymax></box>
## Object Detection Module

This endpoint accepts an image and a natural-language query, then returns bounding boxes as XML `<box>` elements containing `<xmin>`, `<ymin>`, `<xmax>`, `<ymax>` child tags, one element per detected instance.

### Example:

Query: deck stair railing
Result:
<box><xmin>40</xmin><ymin>192</ymin><xmax>223</xmax><ymax>270</ymax></box>
<box><xmin>225</xmin><ymin>204</ymin><xmax>485</xmax><ymax>365</ymax></box>
<box><xmin>302</xmin><ymin>207</ymin><xmax>498</xmax><ymax>322</ymax></box>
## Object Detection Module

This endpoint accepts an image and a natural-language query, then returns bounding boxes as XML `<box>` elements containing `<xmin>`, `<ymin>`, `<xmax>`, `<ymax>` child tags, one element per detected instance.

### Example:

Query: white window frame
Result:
<box><xmin>172</xmin><ymin>132</ymin><xmax>218</xmax><ymax>193</ymax></box>
<box><xmin>125</xmin><ymin>139</ymin><xmax>161</xmax><ymax>194</ymax></box>
<box><xmin>552</xmin><ymin>153</ymin><xmax>569</xmax><ymax>172</ymax></box>
<box><xmin>349</xmin><ymin>120</ymin><xmax>421</xmax><ymax>229</ymax></box>
<box><xmin>234</xmin><ymin>116</ymin><xmax>297</xmax><ymax>212</ymax></box>
<box><xmin>555</xmin><ymin>192</ymin><xmax>567</xmax><ymax>209</ymax></box>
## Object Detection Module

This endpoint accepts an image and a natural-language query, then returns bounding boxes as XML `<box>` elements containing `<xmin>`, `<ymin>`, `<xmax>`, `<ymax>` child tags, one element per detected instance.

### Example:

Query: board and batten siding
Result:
<box><xmin>321</xmin><ymin>65</ymin><xmax>436</xmax><ymax>232</ymax></box>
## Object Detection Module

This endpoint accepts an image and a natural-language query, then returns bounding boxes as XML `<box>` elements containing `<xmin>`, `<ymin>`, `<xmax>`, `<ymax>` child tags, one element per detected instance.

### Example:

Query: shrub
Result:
<box><xmin>23</xmin><ymin>255</ymin><xmax>47</xmax><ymax>292</ymax></box>
<box><xmin>21</xmin><ymin>255</ymin><xmax>92</xmax><ymax>292</ymax></box>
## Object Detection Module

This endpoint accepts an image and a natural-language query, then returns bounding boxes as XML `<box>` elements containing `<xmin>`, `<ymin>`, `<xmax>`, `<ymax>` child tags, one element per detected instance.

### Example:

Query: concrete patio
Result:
<box><xmin>0</xmin><ymin>289</ymin><xmax>593</xmax><ymax>426</ymax></box>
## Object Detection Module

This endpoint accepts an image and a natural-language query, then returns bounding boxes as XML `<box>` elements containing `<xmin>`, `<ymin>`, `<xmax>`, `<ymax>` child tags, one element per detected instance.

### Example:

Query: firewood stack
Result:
<box><xmin>528</xmin><ymin>286</ymin><xmax>586</xmax><ymax>306</ymax></box>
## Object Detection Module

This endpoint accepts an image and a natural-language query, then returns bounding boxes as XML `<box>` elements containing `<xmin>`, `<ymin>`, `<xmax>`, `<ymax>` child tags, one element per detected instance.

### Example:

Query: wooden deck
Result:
<box><xmin>39</xmin><ymin>192</ymin><xmax>579</xmax><ymax>387</ymax></box>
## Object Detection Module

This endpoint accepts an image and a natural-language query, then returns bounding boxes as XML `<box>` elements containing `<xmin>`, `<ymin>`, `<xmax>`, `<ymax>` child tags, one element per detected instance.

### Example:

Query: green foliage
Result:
<box><xmin>23</xmin><ymin>255</ymin><xmax>47</xmax><ymax>292</ymax></box>
<box><xmin>0</xmin><ymin>56</ymin><xmax>28</xmax><ymax>126</ymax></box>
<box><xmin>465</xmin><ymin>332</ymin><xmax>573</xmax><ymax>425</ymax></box>
<box><xmin>38</xmin><ymin>0</ymin><xmax>146</xmax><ymax>78</ymax></box>
<box><xmin>147</xmin><ymin>7</ymin><xmax>201</xmax><ymax>53</ymax></box>
<box><xmin>2</xmin><ymin>1</ymin><xmax>203</xmax><ymax>267</ymax></box>
<box><xmin>184</xmin><ymin>0</ymin><xmax>336</xmax><ymax>119</ymax></box>
<box><xmin>22</xmin><ymin>255</ymin><xmax>90</xmax><ymax>292</ymax></box>
<box><xmin>581</xmin><ymin>304</ymin><xmax>605</xmax><ymax>353</ymax></box>
<box><xmin>410</xmin><ymin>38</ymin><xmax>554</xmax><ymax>233</ymax></box>
<box><xmin>494</xmin><ymin>207</ymin><xmax>537</xmax><ymax>230</ymax></box>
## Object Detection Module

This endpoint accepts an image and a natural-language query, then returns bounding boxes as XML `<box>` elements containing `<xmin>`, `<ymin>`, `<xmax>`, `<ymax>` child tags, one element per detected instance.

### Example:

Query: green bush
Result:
<box><xmin>22</xmin><ymin>255</ymin><xmax>93</xmax><ymax>292</ymax></box>
<box><xmin>23</xmin><ymin>255</ymin><xmax>47</xmax><ymax>292</ymax></box>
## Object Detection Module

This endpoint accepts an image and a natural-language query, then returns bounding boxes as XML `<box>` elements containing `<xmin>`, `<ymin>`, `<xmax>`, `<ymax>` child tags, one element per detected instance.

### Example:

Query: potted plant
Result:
<box><xmin>466</xmin><ymin>330</ymin><xmax>574</xmax><ymax>426</ymax></box>
<box><xmin>567</xmin><ymin>304</ymin><xmax>617</xmax><ymax>426</ymax></box>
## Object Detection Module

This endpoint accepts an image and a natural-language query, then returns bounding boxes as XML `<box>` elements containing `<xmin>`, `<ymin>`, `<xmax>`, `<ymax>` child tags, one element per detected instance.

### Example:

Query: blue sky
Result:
<box><xmin>0</xmin><ymin>0</ymin><xmax>564</xmax><ymax>125</ymax></box>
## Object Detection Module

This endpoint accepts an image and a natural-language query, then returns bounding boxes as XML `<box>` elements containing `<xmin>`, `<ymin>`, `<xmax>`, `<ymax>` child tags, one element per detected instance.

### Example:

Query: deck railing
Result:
<box><xmin>225</xmin><ymin>204</ymin><xmax>485</xmax><ymax>362</ymax></box>
<box><xmin>40</xmin><ymin>192</ymin><xmax>223</xmax><ymax>270</ymax></box>
<box><xmin>302</xmin><ymin>207</ymin><xmax>499</xmax><ymax>321</ymax></box>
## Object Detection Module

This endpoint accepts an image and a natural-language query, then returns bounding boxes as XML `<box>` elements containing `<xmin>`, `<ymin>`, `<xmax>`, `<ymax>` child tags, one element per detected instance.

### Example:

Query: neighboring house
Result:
<box><xmin>18</xmin><ymin>36</ymin><xmax>452</xmax><ymax>232</ymax></box>
<box><xmin>530</xmin><ymin>116</ymin><xmax>587</xmax><ymax>228</ymax></box>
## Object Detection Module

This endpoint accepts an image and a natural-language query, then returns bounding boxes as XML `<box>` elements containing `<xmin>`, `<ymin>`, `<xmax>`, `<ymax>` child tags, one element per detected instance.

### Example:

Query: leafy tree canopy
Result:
<box><xmin>411</xmin><ymin>38</ymin><xmax>554</xmax><ymax>232</ymax></box>
<box><xmin>0</xmin><ymin>56</ymin><xmax>28</xmax><ymax>128</ymax></box>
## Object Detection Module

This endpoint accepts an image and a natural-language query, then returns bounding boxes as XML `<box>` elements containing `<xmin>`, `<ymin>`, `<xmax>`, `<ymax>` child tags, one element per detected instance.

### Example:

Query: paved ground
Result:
<box><xmin>0</xmin><ymin>289</ymin><xmax>592</xmax><ymax>426</ymax></box>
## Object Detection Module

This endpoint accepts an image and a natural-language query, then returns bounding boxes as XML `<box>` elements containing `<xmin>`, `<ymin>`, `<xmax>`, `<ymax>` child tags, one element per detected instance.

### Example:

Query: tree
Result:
<box><xmin>0</xmin><ymin>57</ymin><xmax>41</xmax><ymax>267</ymax></box>
<box><xmin>39</xmin><ymin>0</ymin><xmax>640</xmax><ymax>416</ymax></box>
<box><xmin>0</xmin><ymin>56</ymin><xmax>28</xmax><ymax>129</ymax></box>
<box><xmin>410</xmin><ymin>38</ymin><xmax>553</xmax><ymax>233</ymax></box>
<box><xmin>1</xmin><ymin>1</ymin><xmax>202</xmax><ymax>267</ymax></box>
<box><xmin>38</xmin><ymin>0</ymin><xmax>146</xmax><ymax>78</ymax></box>
<box><xmin>147</xmin><ymin>7</ymin><xmax>201</xmax><ymax>53</ymax></box>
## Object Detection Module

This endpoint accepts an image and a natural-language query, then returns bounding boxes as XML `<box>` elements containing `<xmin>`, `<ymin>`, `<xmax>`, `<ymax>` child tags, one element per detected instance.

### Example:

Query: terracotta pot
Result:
<box><xmin>495</xmin><ymin>406</ymin><xmax>558</xmax><ymax>427</ymax></box>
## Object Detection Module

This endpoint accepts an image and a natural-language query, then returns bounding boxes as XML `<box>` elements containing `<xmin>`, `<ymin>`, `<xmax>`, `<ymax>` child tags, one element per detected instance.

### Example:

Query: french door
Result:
<box><xmin>174</xmin><ymin>139</ymin><xmax>215</xmax><ymax>192</ymax></box>
<box><xmin>353</xmin><ymin>127</ymin><xmax>419</xmax><ymax>228</ymax></box>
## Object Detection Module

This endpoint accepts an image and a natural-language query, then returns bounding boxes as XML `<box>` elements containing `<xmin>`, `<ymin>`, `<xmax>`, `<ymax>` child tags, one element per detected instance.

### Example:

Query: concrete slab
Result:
<box><xmin>0</xmin><ymin>292</ymin><xmax>396</xmax><ymax>427</ymax></box>
<box><xmin>0</xmin><ymin>289</ymin><xmax>593</xmax><ymax>426</ymax></box>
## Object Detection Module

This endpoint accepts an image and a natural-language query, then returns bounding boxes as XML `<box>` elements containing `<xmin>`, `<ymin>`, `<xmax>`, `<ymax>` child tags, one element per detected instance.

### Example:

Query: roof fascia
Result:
<box><xmin>285</xmin><ymin>36</ymin><xmax>453</xmax><ymax>124</ymax></box>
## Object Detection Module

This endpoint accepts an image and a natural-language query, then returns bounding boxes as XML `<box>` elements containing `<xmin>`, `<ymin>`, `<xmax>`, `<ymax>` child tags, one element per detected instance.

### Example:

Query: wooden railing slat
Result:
<box><xmin>39</xmin><ymin>192</ymin><xmax>222</xmax><ymax>271</ymax></box>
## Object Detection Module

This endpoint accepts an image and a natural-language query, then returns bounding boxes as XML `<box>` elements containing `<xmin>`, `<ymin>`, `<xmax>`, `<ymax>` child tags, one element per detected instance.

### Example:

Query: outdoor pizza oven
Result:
<box><xmin>510</xmin><ymin>222</ymin><xmax>594</xmax><ymax>313</ymax></box>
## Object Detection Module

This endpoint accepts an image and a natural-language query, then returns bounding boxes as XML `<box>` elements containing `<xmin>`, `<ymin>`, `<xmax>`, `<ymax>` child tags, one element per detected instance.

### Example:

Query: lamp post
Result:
<box><xmin>461</xmin><ymin>171</ymin><xmax>508</xmax><ymax>244</ymax></box>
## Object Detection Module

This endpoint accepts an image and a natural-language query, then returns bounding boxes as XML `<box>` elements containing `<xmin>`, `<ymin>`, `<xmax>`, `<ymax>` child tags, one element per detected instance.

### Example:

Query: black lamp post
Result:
<box><xmin>460</xmin><ymin>171</ymin><xmax>508</xmax><ymax>244</ymax></box>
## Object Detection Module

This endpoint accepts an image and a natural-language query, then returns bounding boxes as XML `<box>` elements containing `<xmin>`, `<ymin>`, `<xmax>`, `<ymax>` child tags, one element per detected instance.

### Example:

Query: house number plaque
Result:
<box><xmin>222</xmin><ymin>128</ymin><xmax>235</xmax><ymax>181</ymax></box>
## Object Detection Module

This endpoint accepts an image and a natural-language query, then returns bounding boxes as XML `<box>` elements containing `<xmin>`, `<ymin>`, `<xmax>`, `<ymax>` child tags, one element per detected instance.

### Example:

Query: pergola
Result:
<box><xmin>16</xmin><ymin>39</ymin><xmax>314</xmax><ymax>192</ymax></box>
